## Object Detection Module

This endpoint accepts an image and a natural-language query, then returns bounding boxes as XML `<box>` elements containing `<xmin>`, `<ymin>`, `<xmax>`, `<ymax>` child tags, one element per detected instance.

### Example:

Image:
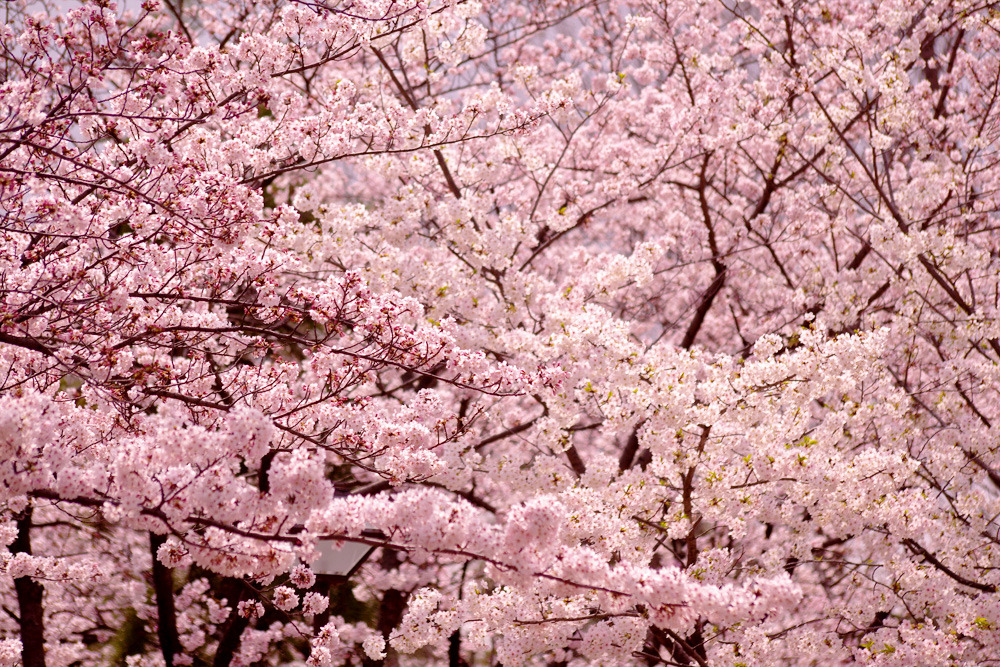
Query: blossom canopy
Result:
<box><xmin>2</xmin><ymin>0</ymin><xmax>1000</xmax><ymax>665</ymax></box>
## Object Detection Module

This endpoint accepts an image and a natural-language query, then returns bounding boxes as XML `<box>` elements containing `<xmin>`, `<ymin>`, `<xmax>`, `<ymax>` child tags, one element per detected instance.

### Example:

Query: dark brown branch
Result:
<box><xmin>619</xmin><ymin>426</ymin><xmax>643</xmax><ymax>472</ymax></box>
<box><xmin>680</xmin><ymin>155</ymin><xmax>727</xmax><ymax>349</ymax></box>
<box><xmin>679</xmin><ymin>269</ymin><xmax>727</xmax><ymax>350</ymax></box>
<box><xmin>963</xmin><ymin>450</ymin><xmax>1000</xmax><ymax>490</ymax></box>
<box><xmin>917</xmin><ymin>255</ymin><xmax>1000</xmax><ymax>357</ymax></box>
<box><xmin>372</xmin><ymin>46</ymin><xmax>463</xmax><ymax>200</ymax></box>
<box><xmin>902</xmin><ymin>539</ymin><xmax>996</xmax><ymax>593</ymax></box>
<box><xmin>565</xmin><ymin>444</ymin><xmax>587</xmax><ymax>477</ymax></box>
<box><xmin>0</xmin><ymin>332</ymin><xmax>54</xmax><ymax>357</ymax></box>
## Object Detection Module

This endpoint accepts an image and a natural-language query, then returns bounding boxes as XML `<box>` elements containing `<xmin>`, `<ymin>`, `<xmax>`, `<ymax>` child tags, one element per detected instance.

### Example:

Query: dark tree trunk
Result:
<box><xmin>150</xmin><ymin>533</ymin><xmax>179</xmax><ymax>667</ymax></box>
<box><xmin>213</xmin><ymin>579</ymin><xmax>250</xmax><ymax>667</ymax></box>
<box><xmin>362</xmin><ymin>549</ymin><xmax>409</xmax><ymax>667</ymax></box>
<box><xmin>13</xmin><ymin>508</ymin><xmax>46</xmax><ymax>667</ymax></box>
<box><xmin>448</xmin><ymin>630</ymin><xmax>468</xmax><ymax>667</ymax></box>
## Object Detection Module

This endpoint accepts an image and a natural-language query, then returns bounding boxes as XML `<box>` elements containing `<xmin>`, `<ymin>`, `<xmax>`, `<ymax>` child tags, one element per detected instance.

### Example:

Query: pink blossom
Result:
<box><xmin>2</xmin><ymin>0</ymin><xmax>1000</xmax><ymax>665</ymax></box>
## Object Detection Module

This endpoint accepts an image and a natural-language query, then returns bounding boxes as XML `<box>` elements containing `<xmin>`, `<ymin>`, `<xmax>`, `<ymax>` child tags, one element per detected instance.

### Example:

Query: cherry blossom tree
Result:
<box><xmin>2</xmin><ymin>0</ymin><xmax>1000</xmax><ymax>665</ymax></box>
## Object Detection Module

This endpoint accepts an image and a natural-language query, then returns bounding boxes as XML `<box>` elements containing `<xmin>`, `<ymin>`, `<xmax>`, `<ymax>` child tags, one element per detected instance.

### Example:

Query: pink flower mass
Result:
<box><xmin>2</xmin><ymin>0</ymin><xmax>1000</xmax><ymax>664</ymax></box>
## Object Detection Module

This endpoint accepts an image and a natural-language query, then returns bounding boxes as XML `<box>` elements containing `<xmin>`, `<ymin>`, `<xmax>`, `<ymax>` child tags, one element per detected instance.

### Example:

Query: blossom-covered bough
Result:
<box><xmin>2</xmin><ymin>0</ymin><xmax>999</xmax><ymax>664</ymax></box>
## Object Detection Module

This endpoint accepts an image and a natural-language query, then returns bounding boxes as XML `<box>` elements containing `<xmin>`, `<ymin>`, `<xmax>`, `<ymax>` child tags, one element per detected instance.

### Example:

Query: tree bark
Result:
<box><xmin>14</xmin><ymin>507</ymin><xmax>46</xmax><ymax>667</ymax></box>
<box><xmin>150</xmin><ymin>533</ymin><xmax>179</xmax><ymax>667</ymax></box>
<box><xmin>213</xmin><ymin>579</ymin><xmax>250</xmax><ymax>667</ymax></box>
<box><xmin>363</xmin><ymin>549</ymin><xmax>408</xmax><ymax>667</ymax></box>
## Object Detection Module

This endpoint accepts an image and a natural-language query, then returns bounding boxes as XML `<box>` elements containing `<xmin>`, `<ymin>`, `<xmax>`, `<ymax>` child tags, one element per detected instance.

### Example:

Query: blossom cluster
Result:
<box><xmin>2</xmin><ymin>0</ymin><xmax>1000</xmax><ymax>665</ymax></box>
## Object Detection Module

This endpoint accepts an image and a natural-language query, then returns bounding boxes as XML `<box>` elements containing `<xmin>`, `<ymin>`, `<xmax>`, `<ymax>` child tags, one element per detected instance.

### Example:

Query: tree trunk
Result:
<box><xmin>213</xmin><ymin>579</ymin><xmax>249</xmax><ymax>667</ymax></box>
<box><xmin>150</xmin><ymin>533</ymin><xmax>179</xmax><ymax>667</ymax></box>
<box><xmin>13</xmin><ymin>508</ymin><xmax>46</xmax><ymax>667</ymax></box>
